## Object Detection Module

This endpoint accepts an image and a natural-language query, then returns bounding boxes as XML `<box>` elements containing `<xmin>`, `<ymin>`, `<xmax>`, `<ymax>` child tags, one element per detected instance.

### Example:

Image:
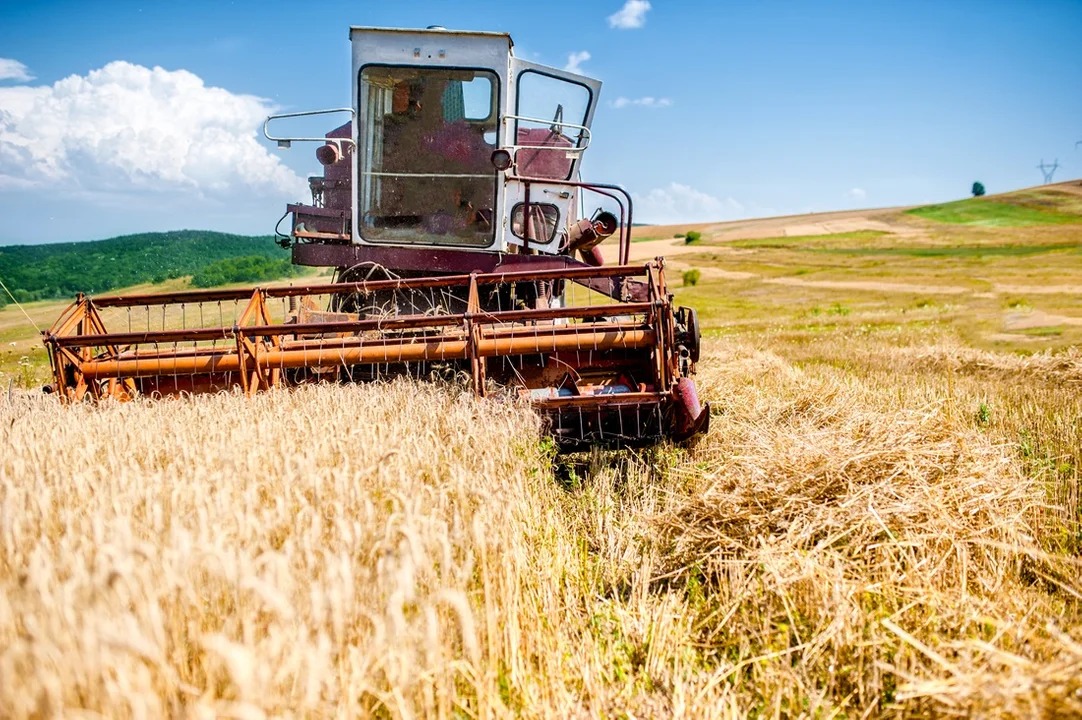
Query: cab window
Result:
<box><xmin>358</xmin><ymin>67</ymin><xmax>498</xmax><ymax>246</ymax></box>
<box><xmin>513</xmin><ymin>70</ymin><xmax>591</xmax><ymax>181</ymax></box>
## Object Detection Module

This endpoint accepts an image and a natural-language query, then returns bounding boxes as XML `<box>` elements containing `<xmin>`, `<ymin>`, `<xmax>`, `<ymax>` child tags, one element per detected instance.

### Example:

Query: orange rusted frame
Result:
<box><xmin>51</xmin><ymin>302</ymin><xmax>656</xmax><ymax>348</ymax></box>
<box><xmin>42</xmin><ymin>261</ymin><xmax>676</xmax><ymax>431</ymax></box>
<box><xmin>77</xmin><ymin>327</ymin><xmax>655</xmax><ymax>380</ymax></box>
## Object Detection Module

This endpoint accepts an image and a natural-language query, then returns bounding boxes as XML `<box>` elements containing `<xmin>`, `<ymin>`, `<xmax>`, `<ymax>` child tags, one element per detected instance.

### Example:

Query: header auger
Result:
<box><xmin>42</xmin><ymin>25</ymin><xmax>708</xmax><ymax>449</ymax></box>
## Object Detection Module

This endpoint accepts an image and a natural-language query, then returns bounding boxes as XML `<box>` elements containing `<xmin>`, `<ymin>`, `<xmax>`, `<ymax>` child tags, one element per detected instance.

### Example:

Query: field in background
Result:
<box><xmin>623</xmin><ymin>180</ymin><xmax>1082</xmax><ymax>353</ymax></box>
<box><xmin>1</xmin><ymin>182</ymin><xmax>1081</xmax><ymax>716</ymax></box>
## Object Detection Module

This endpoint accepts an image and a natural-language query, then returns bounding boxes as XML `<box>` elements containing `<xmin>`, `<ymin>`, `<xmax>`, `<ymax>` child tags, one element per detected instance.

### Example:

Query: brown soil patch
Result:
<box><xmin>1004</xmin><ymin>310</ymin><xmax>1082</xmax><ymax>330</ymax></box>
<box><xmin>994</xmin><ymin>284</ymin><xmax>1082</xmax><ymax>296</ymax></box>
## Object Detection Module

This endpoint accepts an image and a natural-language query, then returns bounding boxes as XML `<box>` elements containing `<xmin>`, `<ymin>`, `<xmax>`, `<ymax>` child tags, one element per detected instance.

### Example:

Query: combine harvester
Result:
<box><xmin>42</xmin><ymin>26</ymin><xmax>708</xmax><ymax>448</ymax></box>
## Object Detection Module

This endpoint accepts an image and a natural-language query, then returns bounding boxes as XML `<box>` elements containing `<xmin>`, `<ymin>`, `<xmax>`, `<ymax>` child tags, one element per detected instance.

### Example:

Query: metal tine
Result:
<box><xmin>130</xmin><ymin>338</ymin><xmax>143</xmax><ymax>388</ymax></box>
<box><xmin>338</xmin><ymin>331</ymin><xmax>348</xmax><ymax>380</ymax></box>
<box><xmin>318</xmin><ymin>334</ymin><xmax>325</xmax><ymax>382</ymax></box>
<box><xmin>189</xmin><ymin>337</ymin><xmax>196</xmax><ymax>387</ymax></box>
<box><xmin>551</xmin><ymin>313</ymin><xmax>557</xmax><ymax>362</ymax></box>
<box><xmin>358</xmin><ymin>324</ymin><xmax>366</xmax><ymax>381</ymax></box>
<box><xmin>505</xmin><ymin>285</ymin><xmax>514</xmax><ymax>358</ymax></box>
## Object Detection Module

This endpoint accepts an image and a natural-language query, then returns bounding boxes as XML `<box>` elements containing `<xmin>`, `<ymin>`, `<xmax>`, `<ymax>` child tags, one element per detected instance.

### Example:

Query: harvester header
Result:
<box><xmin>43</xmin><ymin>25</ymin><xmax>709</xmax><ymax>449</ymax></box>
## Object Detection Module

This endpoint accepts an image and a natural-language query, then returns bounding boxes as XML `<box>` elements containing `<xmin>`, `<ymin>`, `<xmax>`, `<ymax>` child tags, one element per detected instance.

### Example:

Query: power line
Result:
<box><xmin>1037</xmin><ymin>158</ymin><xmax>1059</xmax><ymax>184</ymax></box>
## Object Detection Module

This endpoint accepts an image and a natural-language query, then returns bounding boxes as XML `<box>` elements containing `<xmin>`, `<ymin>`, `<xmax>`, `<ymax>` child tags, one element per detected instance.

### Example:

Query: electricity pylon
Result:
<box><xmin>1037</xmin><ymin>159</ymin><xmax>1059</xmax><ymax>184</ymax></box>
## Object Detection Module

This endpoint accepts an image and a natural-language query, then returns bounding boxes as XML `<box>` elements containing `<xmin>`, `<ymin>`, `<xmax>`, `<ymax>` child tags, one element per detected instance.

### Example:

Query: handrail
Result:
<box><xmin>263</xmin><ymin>107</ymin><xmax>356</xmax><ymax>149</ymax></box>
<box><xmin>514</xmin><ymin>179</ymin><xmax>635</xmax><ymax>265</ymax></box>
<box><xmin>503</xmin><ymin>113</ymin><xmax>592</xmax><ymax>152</ymax></box>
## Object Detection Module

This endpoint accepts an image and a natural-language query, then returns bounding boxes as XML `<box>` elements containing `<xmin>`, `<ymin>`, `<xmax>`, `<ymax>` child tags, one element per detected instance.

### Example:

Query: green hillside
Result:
<box><xmin>904</xmin><ymin>186</ymin><xmax>1082</xmax><ymax>227</ymax></box>
<box><xmin>0</xmin><ymin>230</ymin><xmax>295</xmax><ymax>303</ymax></box>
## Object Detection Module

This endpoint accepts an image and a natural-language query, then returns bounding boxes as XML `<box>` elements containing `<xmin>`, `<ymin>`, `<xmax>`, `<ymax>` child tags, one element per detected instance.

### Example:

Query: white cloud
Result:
<box><xmin>608</xmin><ymin>0</ymin><xmax>652</xmax><ymax>29</ymax></box>
<box><xmin>846</xmin><ymin>187</ymin><xmax>867</xmax><ymax>200</ymax></box>
<box><xmin>0</xmin><ymin>58</ymin><xmax>34</xmax><ymax>82</ymax></box>
<box><xmin>612</xmin><ymin>96</ymin><xmax>671</xmax><ymax>109</ymax></box>
<box><xmin>564</xmin><ymin>51</ymin><xmax>591</xmax><ymax>74</ymax></box>
<box><xmin>633</xmin><ymin>182</ymin><xmax>744</xmax><ymax>225</ymax></box>
<box><xmin>0</xmin><ymin>61</ymin><xmax>306</xmax><ymax>200</ymax></box>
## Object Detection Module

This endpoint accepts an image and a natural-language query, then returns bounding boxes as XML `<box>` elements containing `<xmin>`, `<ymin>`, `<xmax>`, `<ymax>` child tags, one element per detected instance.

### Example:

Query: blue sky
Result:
<box><xmin>0</xmin><ymin>0</ymin><xmax>1080</xmax><ymax>244</ymax></box>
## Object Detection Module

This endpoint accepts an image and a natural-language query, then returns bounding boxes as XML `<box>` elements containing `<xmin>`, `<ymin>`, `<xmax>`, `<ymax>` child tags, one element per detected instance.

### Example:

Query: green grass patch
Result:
<box><xmin>813</xmin><ymin>243</ymin><xmax>1080</xmax><ymax>258</ymax></box>
<box><xmin>730</xmin><ymin>230</ymin><xmax>889</xmax><ymax>249</ymax></box>
<box><xmin>1020</xmin><ymin>326</ymin><xmax>1064</xmax><ymax>337</ymax></box>
<box><xmin>905</xmin><ymin>197</ymin><xmax>1082</xmax><ymax>227</ymax></box>
<box><xmin>731</xmin><ymin>234</ymin><xmax>1078</xmax><ymax>259</ymax></box>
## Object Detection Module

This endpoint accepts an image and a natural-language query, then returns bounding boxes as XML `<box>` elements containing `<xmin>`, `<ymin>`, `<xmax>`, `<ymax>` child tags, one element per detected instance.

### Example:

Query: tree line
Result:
<box><xmin>0</xmin><ymin>230</ymin><xmax>294</xmax><ymax>304</ymax></box>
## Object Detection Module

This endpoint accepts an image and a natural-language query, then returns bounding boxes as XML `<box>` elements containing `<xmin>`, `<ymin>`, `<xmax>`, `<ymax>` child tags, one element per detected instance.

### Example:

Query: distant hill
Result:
<box><xmin>0</xmin><ymin>230</ymin><xmax>295</xmax><ymax>304</ymax></box>
<box><xmin>904</xmin><ymin>182</ymin><xmax>1082</xmax><ymax>227</ymax></box>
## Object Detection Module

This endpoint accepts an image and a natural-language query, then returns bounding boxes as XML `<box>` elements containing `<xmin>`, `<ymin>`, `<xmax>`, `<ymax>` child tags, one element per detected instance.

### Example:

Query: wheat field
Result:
<box><xmin>2</xmin><ymin>335</ymin><xmax>1080</xmax><ymax>718</ymax></box>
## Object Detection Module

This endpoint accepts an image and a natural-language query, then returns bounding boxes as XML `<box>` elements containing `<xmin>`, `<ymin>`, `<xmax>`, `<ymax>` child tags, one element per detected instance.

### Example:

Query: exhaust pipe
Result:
<box><xmin>567</xmin><ymin>210</ymin><xmax>619</xmax><ymax>253</ymax></box>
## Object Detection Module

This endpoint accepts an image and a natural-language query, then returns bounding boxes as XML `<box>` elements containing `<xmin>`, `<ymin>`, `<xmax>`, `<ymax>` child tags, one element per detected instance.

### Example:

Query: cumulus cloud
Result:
<box><xmin>564</xmin><ymin>51</ymin><xmax>591</xmax><ymax>74</ymax></box>
<box><xmin>0</xmin><ymin>58</ymin><xmax>34</xmax><ymax>82</ymax></box>
<box><xmin>612</xmin><ymin>96</ymin><xmax>671</xmax><ymax>109</ymax></box>
<box><xmin>846</xmin><ymin>187</ymin><xmax>867</xmax><ymax>200</ymax></box>
<box><xmin>608</xmin><ymin>0</ymin><xmax>651</xmax><ymax>29</ymax></box>
<box><xmin>633</xmin><ymin>182</ymin><xmax>744</xmax><ymax>225</ymax></box>
<box><xmin>0</xmin><ymin>61</ymin><xmax>306</xmax><ymax>199</ymax></box>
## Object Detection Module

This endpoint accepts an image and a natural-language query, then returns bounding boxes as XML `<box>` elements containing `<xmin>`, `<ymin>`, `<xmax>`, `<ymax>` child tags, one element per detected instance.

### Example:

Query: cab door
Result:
<box><xmin>503</xmin><ymin>58</ymin><xmax>602</xmax><ymax>254</ymax></box>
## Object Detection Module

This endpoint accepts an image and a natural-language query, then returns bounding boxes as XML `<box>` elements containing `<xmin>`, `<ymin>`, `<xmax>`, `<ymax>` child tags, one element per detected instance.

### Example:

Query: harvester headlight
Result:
<box><xmin>315</xmin><ymin>142</ymin><xmax>342</xmax><ymax>166</ymax></box>
<box><xmin>490</xmin><ymin>148</ymin><xmax>513</xmax><ymax>172</ymax></box>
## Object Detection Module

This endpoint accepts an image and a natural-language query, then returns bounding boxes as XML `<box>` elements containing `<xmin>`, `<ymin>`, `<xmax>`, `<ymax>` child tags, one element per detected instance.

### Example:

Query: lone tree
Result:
<box><xmin>972</xmin><ymin>181</ymin><xmax>986</xmax><ymax>197</ymax></box>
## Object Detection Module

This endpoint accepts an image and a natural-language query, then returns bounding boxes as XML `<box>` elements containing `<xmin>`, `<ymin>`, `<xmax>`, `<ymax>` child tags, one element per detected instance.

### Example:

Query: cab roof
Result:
<box><xmin>348</xmin><ymin>26</ymin><xmax>514</xmax><ymax>49</ymax></box>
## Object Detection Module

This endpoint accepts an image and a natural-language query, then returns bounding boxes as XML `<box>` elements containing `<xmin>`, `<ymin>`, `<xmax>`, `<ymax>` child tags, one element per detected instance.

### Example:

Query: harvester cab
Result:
<box><xmin>274</xmin><ymin>27</ymin><xmax>613</xmax><ymax>270</ymax></box>
<box><xmin>43</xmin><ymin>25</ymin><xmax>710</xmax><ymax>449</ymax></box>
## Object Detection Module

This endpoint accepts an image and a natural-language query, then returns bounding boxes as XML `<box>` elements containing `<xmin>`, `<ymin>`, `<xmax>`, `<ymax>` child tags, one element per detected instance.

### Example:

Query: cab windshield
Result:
<box><xmin>358</xmin><ymin>66</ymin><xmax>498</xmax><ymax>246</ymax></box>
